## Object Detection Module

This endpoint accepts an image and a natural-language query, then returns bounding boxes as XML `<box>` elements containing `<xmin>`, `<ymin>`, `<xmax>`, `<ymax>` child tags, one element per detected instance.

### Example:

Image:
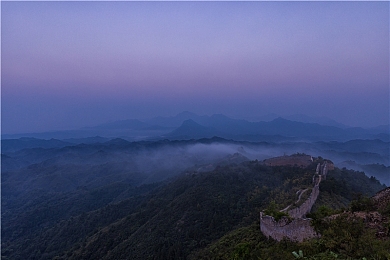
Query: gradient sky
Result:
<box><xmin>2</xmin><ymin>1</ymin><xmax>389</xmax><ymax>134</ymax></box>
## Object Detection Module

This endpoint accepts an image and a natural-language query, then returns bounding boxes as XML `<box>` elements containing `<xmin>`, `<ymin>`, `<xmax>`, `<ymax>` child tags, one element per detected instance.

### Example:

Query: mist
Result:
<box><xmin>3</xmin><ymin>137</ymin><xmax>389</xmax><ymax>197</ymax></box>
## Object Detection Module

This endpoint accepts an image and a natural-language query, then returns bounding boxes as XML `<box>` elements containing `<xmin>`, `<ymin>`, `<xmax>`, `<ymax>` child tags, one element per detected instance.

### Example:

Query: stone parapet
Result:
<box><xmin>260</xmin><ymin>213</ymin><xmax>319</xmax><ymax>242</ymax></box>
<box><xmin>288</xmin><ymin>184</ymin><xmax>319</xmax><ymax>219</ymax></box>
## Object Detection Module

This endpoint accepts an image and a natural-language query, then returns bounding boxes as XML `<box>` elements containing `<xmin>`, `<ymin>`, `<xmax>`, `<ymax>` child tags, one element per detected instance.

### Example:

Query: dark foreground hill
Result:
<box><xmin>2</xmin><ymin>155</ymin><xmax>386</xmax><ymax>260</ymax></box>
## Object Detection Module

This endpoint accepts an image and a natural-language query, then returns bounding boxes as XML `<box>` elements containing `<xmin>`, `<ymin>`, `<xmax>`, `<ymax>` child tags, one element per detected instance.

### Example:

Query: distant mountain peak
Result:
<box><xmin>104</xmin><ymin>138</ymin><xmax>130</xmax><ymax>145</ymax></box>
<box><xmin>165</xmin><ymin>119</ymin><xmax>218</xmax><ymax>139</ymax></box>
<box><xmin>181</xmin><ymin>119</ymin><xmax>206</xmax><ymax>128</ymax></box>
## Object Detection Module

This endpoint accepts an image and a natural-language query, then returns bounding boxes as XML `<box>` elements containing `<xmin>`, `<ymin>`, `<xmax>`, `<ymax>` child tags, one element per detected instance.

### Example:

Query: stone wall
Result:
<box><xmin>259</xmin><ymin>160</ymin><xmax>331</xmax><ymax>242</ymax></box>
<box><xmin>287</xmin><ymin>183</ymin><xmax>320</xmax><ymax>219</ymax></box>
<box><xmin>321</xmin><ymin>162</ymin><xmax>328</xmax><ymax>180</ymax></box>
<box><xmin>260</xmin><ymin>213</ymin><xmax>319</xmax><ymax>242</ymax></box>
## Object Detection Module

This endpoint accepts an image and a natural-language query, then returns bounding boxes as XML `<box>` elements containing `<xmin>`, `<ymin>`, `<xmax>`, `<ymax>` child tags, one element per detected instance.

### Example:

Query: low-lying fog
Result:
<box><xmin>3</xmin><ymin>139</ymin><xmax>389</xmax><ymax>197</ymax></box>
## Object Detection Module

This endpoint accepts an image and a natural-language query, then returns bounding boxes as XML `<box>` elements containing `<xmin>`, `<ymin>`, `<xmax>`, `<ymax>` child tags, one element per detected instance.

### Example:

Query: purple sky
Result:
<box><xmin>2</xmin><ymin>1</ymin><xmax>389</xmax><ymax>134</ymax></box>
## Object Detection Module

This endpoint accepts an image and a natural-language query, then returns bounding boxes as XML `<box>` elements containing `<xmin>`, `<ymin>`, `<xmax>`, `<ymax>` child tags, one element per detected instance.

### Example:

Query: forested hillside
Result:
<box><xmin>2</xmin><ymin>155</ymin><xmax>386</xmax><ymax>260</ymax></box>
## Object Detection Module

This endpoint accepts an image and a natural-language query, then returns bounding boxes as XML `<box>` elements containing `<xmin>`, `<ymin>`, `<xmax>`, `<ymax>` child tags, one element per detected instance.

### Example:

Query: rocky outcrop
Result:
<box><xmin>372</xmin><ymin>187</ymin><xmax>390</xmax><ymax>212</ymax></box>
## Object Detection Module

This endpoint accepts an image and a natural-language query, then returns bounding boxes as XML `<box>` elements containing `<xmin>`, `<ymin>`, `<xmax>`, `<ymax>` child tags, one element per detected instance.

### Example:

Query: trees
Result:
<box><xmin>263</xmin><ymin>201</ymin><xmax>290</xmax><ymax>221</ymax></box>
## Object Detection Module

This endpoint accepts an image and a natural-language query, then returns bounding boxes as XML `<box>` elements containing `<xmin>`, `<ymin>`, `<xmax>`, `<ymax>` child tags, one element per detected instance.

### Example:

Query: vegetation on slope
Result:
<box><xmin>2</xmin><ymin>157</ymin><xmax>387</xmax><ymax>260</ymax></box>
<box><xmin>191</xmin><ymin>191</ymin><xmax>390</xmax><ymax>260</ymax></box>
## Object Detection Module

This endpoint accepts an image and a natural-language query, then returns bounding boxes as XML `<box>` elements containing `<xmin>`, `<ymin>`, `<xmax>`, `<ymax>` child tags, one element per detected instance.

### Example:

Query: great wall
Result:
<box><xmin>260</xmin><ymin>157</ymin><xmax>333</xmax><ymax>242</ymax></box>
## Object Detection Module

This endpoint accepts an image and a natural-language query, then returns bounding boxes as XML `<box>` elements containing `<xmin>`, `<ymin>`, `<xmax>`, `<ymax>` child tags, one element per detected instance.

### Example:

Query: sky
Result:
<box><xmin>2</xmin><ymin>1</ymin><xmax>389</xmax><ymax>134</ymax></box>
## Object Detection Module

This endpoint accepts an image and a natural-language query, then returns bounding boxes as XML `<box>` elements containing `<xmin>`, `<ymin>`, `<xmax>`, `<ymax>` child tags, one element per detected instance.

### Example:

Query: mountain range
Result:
<box><xmin>2</xmin><ymin>112</ymin><xmax>389</xmax><ymax>142</ymax></box>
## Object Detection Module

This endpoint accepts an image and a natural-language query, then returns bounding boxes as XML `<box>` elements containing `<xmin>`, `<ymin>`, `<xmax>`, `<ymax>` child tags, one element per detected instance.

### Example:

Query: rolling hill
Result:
<box><xmin>2</xmin><ymin>141</ymin><xmax>388</xmax><ymax>259</ymax></box>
